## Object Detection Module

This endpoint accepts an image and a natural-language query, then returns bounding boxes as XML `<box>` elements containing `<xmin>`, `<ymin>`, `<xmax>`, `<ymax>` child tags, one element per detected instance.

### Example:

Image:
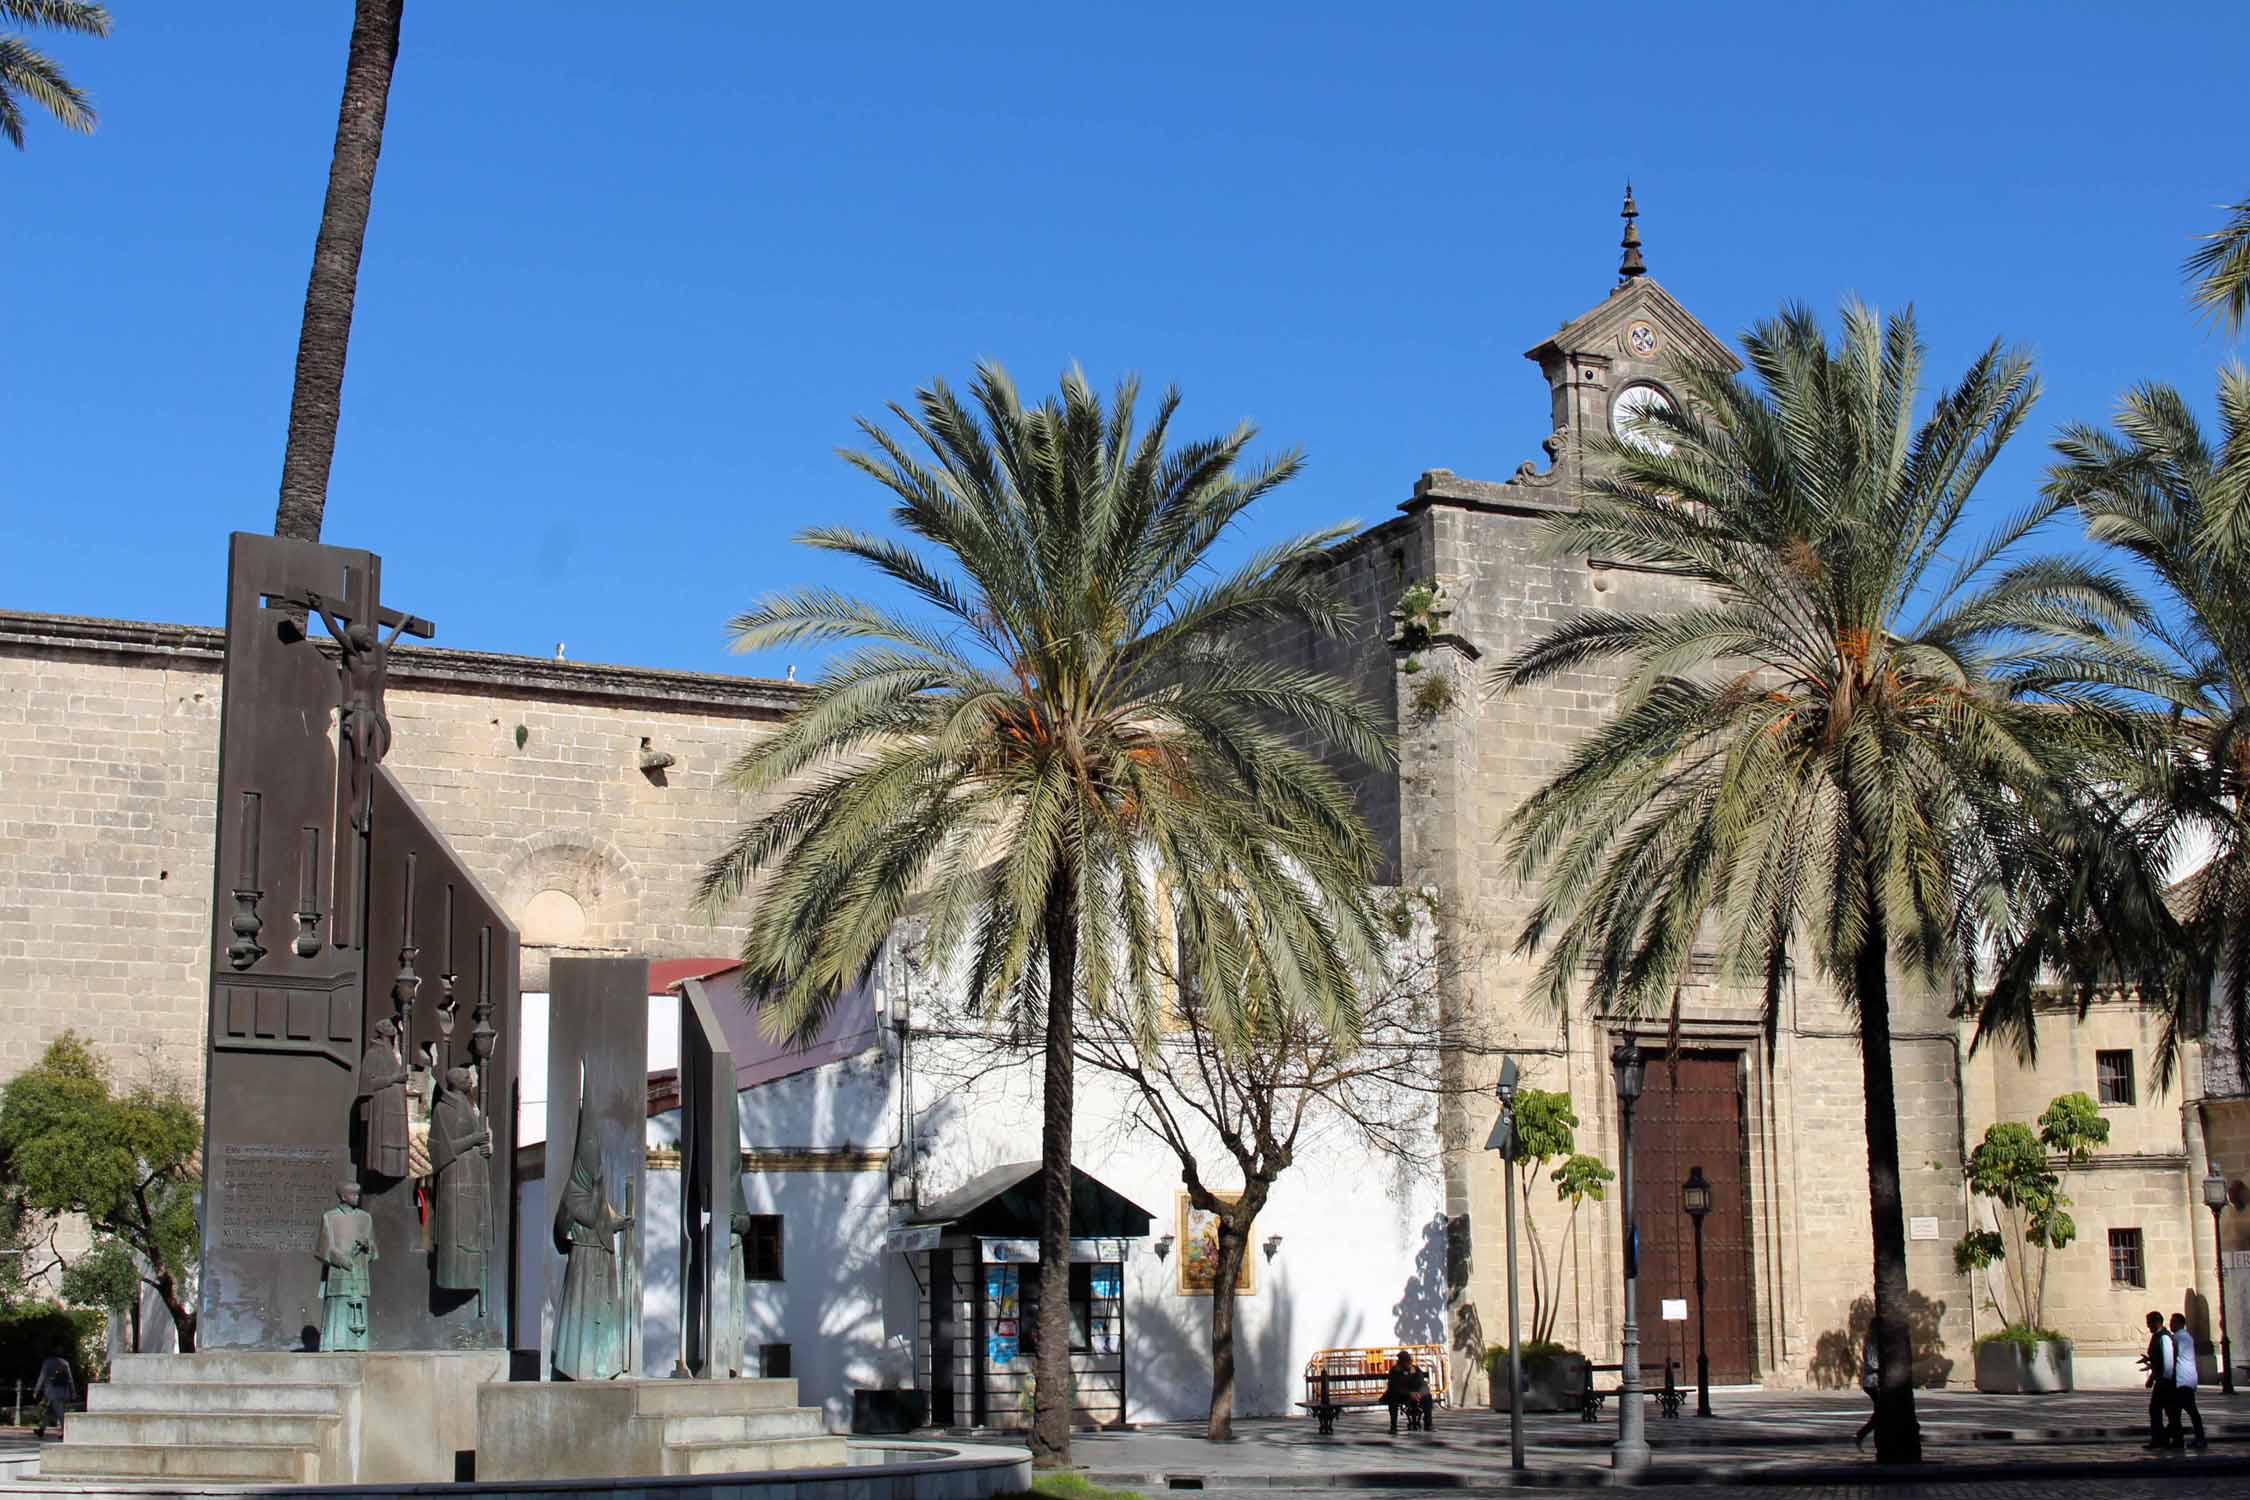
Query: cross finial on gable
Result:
<box><xmin>1618</xmin><ymin>182</ymin><xmax>1647</xmax><ymax>286</ymax></box>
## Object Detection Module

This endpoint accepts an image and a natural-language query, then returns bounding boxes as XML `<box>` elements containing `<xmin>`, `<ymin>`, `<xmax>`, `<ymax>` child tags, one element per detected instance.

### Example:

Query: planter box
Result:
<box><xmin>1973</xmin><ymin>1339</ymin><xmax>2074</xmax><ymax>1393</ymax></box>
<box><xmin>1489</xmin><ymin>1353</ymin><xmax>1590</xmax><ymax>1413</ymax></box>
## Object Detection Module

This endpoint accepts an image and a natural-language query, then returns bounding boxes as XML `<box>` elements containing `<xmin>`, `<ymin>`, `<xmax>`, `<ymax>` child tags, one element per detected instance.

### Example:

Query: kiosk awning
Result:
<box><xmin>905</xmin><ymin>1161</ymin><xmax>1156</xmax><ymax>1241</ymax></box>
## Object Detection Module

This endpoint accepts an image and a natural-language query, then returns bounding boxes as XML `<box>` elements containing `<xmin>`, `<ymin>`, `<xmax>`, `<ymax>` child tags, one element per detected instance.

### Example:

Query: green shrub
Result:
<box><xmin>992</xmin><ymin>1476</ymin><xmax>1144</xmax><ymax>1500</ymax></box>
<box><xmin>1973</xmin><ymin>1323</ymin><xmax>2068</xmax><ymax>1352</ymax></box>
<box><xmin>0</xmin><ymin>1301</ymin><xmax>106</xmax><ymax>1392</ymax></box>
<box><xmin>1484</xmin><ymin>1340</ymin><xmax>1572</xmax><ymax>1374</ymax></box>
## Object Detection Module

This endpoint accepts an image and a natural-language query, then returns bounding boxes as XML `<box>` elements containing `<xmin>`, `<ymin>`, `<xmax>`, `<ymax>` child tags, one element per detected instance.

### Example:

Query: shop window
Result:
<box><xmin>2096</xmin><ymin>1050</ymin><xmax>2135</xmax><ymax>1107</ymax></box>
<box><xmin>2108</xmin><ymin>1227</ymin><xmax>2145</xmax><ymax>1288</ymax></box>
<box><xmin>747</xmin><ymin>1214</ymin><xmax>784</xmax><ymax>1281</ymax></box>
<box><xmin>1018</xmin><ymin>1263</ymin><xmax>1097</xmax><ymax>1354</ymax></box>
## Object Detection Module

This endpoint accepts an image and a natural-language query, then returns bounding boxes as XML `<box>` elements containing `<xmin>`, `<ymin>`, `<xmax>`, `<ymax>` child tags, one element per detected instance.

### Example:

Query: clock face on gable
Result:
<box><xmin>1611</xmin><ymin>382</ymin><xmax>1675</xmax><ymax>454</ymax></box>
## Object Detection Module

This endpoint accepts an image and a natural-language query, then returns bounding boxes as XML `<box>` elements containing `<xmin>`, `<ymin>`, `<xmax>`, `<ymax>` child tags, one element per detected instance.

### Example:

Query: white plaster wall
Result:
<box><xmin>628</xmin><ymin>1029</ymin><xmax>1441</xmax><ymax>1428</ymax></box>
<box><xmin>513</xmin><ymin>981</ymin><xmax>1443</xmax><ymax>1428</ymax></box>
<box><xmin>908</xmin><ymin>1045</ymin><xmax>1446</xmax><ymax>1424</ymax></box>
<box><xmin>637</xmin><ymin>1045</ymin><xmax>900</xmax><ymax>1430</ymax></box>
<box><xmin>515</xmin><ymin>990</ymin><xmax>680</xmax><ymax>1147</ymax></box>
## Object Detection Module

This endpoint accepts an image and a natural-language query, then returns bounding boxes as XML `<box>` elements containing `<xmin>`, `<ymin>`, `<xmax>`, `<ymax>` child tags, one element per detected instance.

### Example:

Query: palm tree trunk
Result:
<box><xmin>1207</xmin><ymin>1215</ymin><xmax>1245</xmax><ymax>1440</ymax></box>
<box><xmin>274</xmin><ymin>0</ymin><xmax>405</xmax><ymax>543</ymax></box>
<box><xmin>1854</xmin><ymin>906</ymin><xmax>1922</xmax><ymax>1464</ymax></box>
<box><xmin>1031</xmin><ymin>867</ymin><xmax>1077</xmax><ymax>1469</ymax></box>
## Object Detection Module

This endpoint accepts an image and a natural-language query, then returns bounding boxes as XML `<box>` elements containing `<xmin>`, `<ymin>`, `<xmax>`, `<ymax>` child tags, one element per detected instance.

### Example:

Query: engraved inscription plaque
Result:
<box><xmin>213</xmin><ymin>1144</ymin><xmax>352</xmax><ymax>1252</ymax></box>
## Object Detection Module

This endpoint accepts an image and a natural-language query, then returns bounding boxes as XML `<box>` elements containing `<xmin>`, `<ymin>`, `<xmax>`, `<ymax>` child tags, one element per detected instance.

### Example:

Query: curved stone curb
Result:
<box><xmin>5</xmin><ymin>1437</ymin><xmax>1029</xmax><ymax>1500</ymax></box>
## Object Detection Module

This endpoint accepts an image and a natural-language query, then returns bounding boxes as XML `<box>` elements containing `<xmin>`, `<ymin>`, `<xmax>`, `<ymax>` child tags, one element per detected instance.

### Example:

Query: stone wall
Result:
<box><xmin>1388</xmin><ymin>460</ymin><xmax>1983</xmax><ymax>1392</ymax></box>
<box><xmin>1963</xmin><ymin>1001</ymin><xmax>2218</xmax><ymax>1380</ymax></box>
<box><xmin>0</xmin><ymin>611</ymin><xmax>799</xmax><ymax>1094</ymax></box>
<box><xmin>1228</xmin><ymin>513</ymin><xmax>1422</xmax><ymax>880</ymax></box>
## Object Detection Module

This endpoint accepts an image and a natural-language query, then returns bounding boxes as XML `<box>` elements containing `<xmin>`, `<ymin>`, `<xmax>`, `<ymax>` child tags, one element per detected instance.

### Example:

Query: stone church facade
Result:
<box><xmin>2</xmin><ymin>216</ymin><xmax>2243</xmax><ymax>1391</ymax></box>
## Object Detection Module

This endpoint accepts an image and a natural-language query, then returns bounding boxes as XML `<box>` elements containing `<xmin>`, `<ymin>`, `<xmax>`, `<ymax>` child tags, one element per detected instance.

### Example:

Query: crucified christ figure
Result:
<box><xmin>309</xmin><ymin>597</ymin><xmax>401</xmax><ymax>836</ymax></box>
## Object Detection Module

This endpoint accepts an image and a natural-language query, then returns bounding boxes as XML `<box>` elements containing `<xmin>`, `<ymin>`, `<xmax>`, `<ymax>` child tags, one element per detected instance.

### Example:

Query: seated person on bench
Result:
<box><xmin>1382</xmin><ymin>1350</ymin><xmax>1435</xmax><ymax>1433</ymax></box>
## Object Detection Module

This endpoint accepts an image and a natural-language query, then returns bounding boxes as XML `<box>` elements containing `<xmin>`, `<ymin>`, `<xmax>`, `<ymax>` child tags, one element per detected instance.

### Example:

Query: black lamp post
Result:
<box><xmin>1493</xmin><ymin>1057</ymin><xmax>1525</xmax><ymax>1471</ymax></box>
<box><xmin>2205</xmin><ymin>1164</ymin><xmax>2235</xmax><ymax>1395</ymax></box>
<box><xmin>1611</xmin><ymin>1037</ymin><xmax>1649</xmax><ymax>1472</ymax></box>
<box><xmin>1682</xmin><ymin>1166</ymin><xmax>1713</xmax><ymax>1418</ymax></box>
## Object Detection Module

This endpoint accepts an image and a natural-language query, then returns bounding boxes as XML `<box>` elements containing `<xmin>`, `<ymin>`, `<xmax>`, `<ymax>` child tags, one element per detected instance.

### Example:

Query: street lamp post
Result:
<box><xmin>1611</xmin><ymin>1037</ymin><xmax>1649</xmax><ymax>1473</ymax></box>
<box><xmin>2205</xmin><ymin>1165</ymin><xmax>2234</xmax><ymax>1396</ymax></box>
<box><xmin>1682</xmin><ymin>1166</ymin><xmax>1713</xmax><ymax>1418</ymax></box>
<box><xmin>1490</xmin><ymin>1057</ymin><xmax>1526</xmax><ymax>1472</ymax></box>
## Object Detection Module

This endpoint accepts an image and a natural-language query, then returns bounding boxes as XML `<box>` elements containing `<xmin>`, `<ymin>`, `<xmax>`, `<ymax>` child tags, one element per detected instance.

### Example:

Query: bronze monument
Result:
<box><xmin>197</xmin><ymin>533</ymin><xmax>519</xmax><ymax>1351</ymax></box>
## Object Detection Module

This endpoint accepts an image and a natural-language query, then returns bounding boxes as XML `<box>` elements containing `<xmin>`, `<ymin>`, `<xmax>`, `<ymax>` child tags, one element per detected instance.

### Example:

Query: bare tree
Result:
<box><xmin>1070</xmin><ymin>893</ymin><xmax>1491</xmax><ymax>1440</ymax></box>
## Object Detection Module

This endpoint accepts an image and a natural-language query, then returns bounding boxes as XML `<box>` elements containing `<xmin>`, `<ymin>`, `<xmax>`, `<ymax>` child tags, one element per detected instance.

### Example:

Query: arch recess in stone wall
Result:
<box><xmin>498</xmin><ymin>833</ymin><xmax>644</xmax><ymax>987</ymax></box>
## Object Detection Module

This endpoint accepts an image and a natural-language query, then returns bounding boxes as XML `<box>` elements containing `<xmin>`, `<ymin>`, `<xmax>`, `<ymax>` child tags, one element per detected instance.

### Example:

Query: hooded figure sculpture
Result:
<box><xmin>551</xmin><ymin>1075</ymin><xmax>633</xmax><ymax>1380</ymax></box>
<box><xmin>719</xmin><ymin>1076</ymin><xmax>756</xmax><ymax>1377</ymax></box>
<box><xmin>430</xmin><ymin>1066</ymin><xmax>493</xmax><ymax>1296</ymax></box>
<box><xmin>354</xmin><ymin>1017</ymin><xmax>411</xmax><ymax>1179</ymax></box>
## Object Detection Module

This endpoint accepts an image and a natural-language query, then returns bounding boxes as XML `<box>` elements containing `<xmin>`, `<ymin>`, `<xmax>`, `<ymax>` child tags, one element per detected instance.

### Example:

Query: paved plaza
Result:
<box><xmin>1067</xmin><ymin>1389</ymin><xmax>2248</xmax><ymax>1492</ymax></box>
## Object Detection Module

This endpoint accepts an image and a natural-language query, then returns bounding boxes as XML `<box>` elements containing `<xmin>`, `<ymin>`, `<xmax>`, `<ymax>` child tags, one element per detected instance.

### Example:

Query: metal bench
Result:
<box><xmin>1578</xmin><ymin>1359</ymin><xmax>1684</xmax><ymax>1422</ymax></box>
<box><xmin>1298</xmin><ymin>1344</ymin><xmax>1449</xmax><ymax>1435</ymax></box>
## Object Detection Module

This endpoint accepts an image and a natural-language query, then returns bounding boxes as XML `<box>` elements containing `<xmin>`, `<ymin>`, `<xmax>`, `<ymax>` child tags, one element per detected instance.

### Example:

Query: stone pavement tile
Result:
<box><xmin>1240</xmin><ymin>1483</ymin><xmax>2241</xmax><ymax>1500</ymax></box>
<box><xmin>1067</xmin><ymin>1390</ymin><xmax>2250</xmax><ymax>1491</ymax></box>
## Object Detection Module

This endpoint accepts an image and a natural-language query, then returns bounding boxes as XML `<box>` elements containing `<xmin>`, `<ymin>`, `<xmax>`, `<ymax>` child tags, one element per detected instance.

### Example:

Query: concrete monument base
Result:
<box><xmin>476</xmin><ymin>1377</ymin><xmax>847</xmax><ymax>1481</ymax></box>
<box><xmin>41</xmin><ymin>1349</ymin><xmax>506</xmax><ymax>1485</ymax></box>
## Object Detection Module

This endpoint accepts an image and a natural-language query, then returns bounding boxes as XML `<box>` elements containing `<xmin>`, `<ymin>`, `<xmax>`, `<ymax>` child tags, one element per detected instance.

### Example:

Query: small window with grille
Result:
<box><xmin>2096</xmin><ymin>1050</ymin><xmax>2135</xmax><ymax>1107</ymax></box>
<box><xmin>747</xmin><ymin>1214</ymin><xmax>784</xmax><ymax>1281</ymax></box>
<box><xmin>2108</xmin><ymin>1227</ymin><xmax>2145</xmax><ymax>1288</ymax></box>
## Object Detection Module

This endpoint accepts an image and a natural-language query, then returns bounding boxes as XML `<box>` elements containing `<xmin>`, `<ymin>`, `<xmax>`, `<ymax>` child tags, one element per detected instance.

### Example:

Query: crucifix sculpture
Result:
<box><xmin>262</xmin><ymin>568</ymin><xmax>433</xmax><ymax>951</ymax></box>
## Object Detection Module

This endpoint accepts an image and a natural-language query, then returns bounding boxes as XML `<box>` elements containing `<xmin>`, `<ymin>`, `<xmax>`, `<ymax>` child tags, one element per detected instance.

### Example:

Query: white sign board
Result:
<box><xmin>1908</xmin><ymin>1216</ymin><xmax>1940</xmax><ymax>1242</ymax></box>
<box><xmin>1660</xmin><ymin>1298</ymin><xmax>1688</xmax><ymax>1321</ymax></box>
<box><xmin>2224</xmin><ymin>1250</ymin><xmax>2250</xmax><ymax>1270</ymax></box>
<box><xmin>885</xmin><ymin>1225</ymin><xmax>942</xmax><ymax>1255</ymax></box>
<box><xmin>978</xmin><ymin>1237</ymin><xmax>1133</xmax><ymax>1264</ymax></box>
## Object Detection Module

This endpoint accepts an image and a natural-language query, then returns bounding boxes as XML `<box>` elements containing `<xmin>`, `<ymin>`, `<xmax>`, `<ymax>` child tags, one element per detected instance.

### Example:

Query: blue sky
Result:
<box><xmin>5</xmin><ymin>2</ymin><xmax>2245</xmax><ymax>679</ymax></box>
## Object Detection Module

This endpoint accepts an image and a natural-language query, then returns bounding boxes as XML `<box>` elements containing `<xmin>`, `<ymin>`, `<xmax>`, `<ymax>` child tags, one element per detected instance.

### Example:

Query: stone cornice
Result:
<box><xmin>0</xmin><ymin>609</ymin><xmax>810</xmax><ymax>719</ymax></box>
<box><xmin>1401</xmin><ymin>468</ymin><xmax>1575</xmax><ymax>518</ymax></box>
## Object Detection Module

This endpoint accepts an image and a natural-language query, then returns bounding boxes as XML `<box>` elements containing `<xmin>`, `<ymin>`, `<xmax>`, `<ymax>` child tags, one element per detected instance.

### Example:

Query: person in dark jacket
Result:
<box><xmin>1382</xmin><ymin>1351</ymin><xmax>1435</xmax><ymax>1434</ymax></box>
<box><xmin>2141</xmin><ymin>1309</ymin><xmax>2181</xmax><ymax>1450</ymax></box>
<box><xmin>33</xmin><ymin>1354</ymin><xmax>73</xmax><ymax>1439</ymax></box>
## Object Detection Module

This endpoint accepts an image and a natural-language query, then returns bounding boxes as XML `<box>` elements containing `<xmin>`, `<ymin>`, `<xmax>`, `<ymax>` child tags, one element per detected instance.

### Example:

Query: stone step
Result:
<box><xmin>665</xmin><ymin>1434</ymin><xmax>850</xmax><ymax>1476</ymax></box>
<box><xmin>41</xmin><ymin>1442</ymin><xmax>320</xmax><ymax>1483</ymax></box>
<box><xmin>660</xmin><ymin>1408</ymin><xmax>829</xmax><ymax>1444</ymax></box>
<box><xmin>109</xmin><ymin>1351</ymin><xmax>366</xmax><ymax>1386</ymax></box>
<box><xmin>631</xmin><ymin>1378</ymin><xmax>801</xmax><ymax>1416</ymax></box>
<box><xmin>65</xmin><ymin>1411</ymin><xmax>338</xmax><ymax>1449</ymax></box>
<box><xmin>88</xmin><ymin>1379</ymin><xmax>353</xmax><ymax>1415</ymax></box>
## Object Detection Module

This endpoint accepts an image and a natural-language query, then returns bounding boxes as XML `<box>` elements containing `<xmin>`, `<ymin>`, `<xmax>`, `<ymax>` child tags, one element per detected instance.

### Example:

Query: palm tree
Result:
<box><xmin>2188</xmin><ymin>198</ymin><xmax>2250</xmax><ymax>338</ymax></box>
<box><xmin>696</xmin><ymin>364</ymin><xmax>1392</xmax><ymax>1466</ymax></box>
<box><xmin>1492</xmin><ymin>302</ymin><xmax>2138</xmax><ymax>1465</ymax></box>
<box><xmin>273</xmin><ymin>0</ymin><xmax>405</xmax><ymax>543</ymax></box>
<box><xmin>2038</xmin><ymin>375</ymin><xmax>2250</xmax><ymax>1089</ymax></box>
<box><xmin>0</xmin><ymin>1</ymin><xmax>110</xmax><ymax>150</ymax></box>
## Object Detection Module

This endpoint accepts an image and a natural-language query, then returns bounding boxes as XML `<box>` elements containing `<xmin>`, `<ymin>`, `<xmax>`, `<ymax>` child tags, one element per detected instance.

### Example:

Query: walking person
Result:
<box><xmin>2170</xmin><ymin>1313</ymin><xmax>2207</xmax><ymax>1449</ymax></box>
<box><xmin>1854</xmin><ymin>1330</ymin><xmax>1879</xmax><ymax>1449</ymax></box>
<box><xmin>32</xmin><ymin>1353</ymin><xmax>73</xmax><ymax>1440</ymax></box>
<box><xmin>2142</xmin><ymin>1309</ymin><xmax>2182</xmax><ymax>1450</ymax></box>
